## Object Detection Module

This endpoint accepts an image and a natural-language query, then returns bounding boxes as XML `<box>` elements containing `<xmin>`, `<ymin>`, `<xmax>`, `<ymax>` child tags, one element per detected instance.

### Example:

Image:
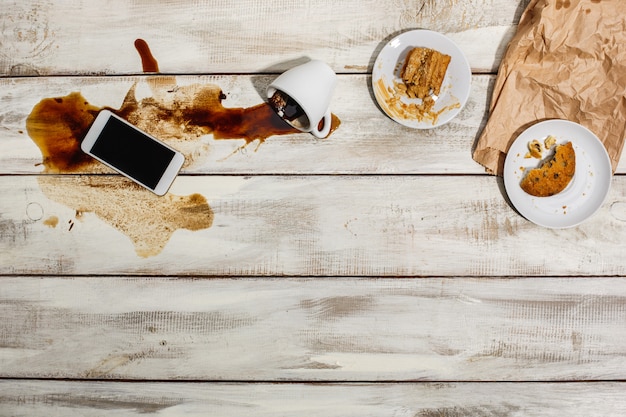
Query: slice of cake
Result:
<box><xmin>520</xmin><ymin>141</ymin><xmax>576</xmax><ymax>197</ymax></box>
<box><xmin>401</xmin><ymin>47</ymin><xmax>451</xmax><ymax>99</ymax></box>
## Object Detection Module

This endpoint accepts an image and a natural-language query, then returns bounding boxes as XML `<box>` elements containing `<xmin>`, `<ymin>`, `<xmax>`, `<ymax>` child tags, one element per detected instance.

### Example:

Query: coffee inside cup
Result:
<box><xmin>269</xmin><ymin>90</ymin><xmax>310</xmax><ymax>130</ymax></box>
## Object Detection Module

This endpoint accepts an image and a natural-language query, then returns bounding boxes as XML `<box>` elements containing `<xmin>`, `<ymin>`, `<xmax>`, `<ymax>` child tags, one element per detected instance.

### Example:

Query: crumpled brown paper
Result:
<box><xmin>473</xmin><ymin>0</ymin><xmax>626</xmax><ymax>175</ymax></box>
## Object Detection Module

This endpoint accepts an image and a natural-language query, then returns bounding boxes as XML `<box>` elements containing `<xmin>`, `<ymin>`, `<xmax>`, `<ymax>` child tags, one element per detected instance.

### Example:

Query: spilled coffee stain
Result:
<box><xmin>26</xmin><ymin>92</ymin><xmax>102</xmax><ymax>173</ymax></box>
<box><xmin>37</xmin><ymin>176</ymin><xmax>212</xmax><ymax>257</ymax></box>
<box><xmin>43</xmin><ymin>216</ymin><xmax>59</xmax><ymax>228</ymax></box>
<box><xmin>134</xmin><ymin>38</ymin><xmax>159</xmax><ymax>72</ymax></box>
<box><xmin>25</xmin><ymin>39</ymin><xmax>340</xmax><ymax>256</ymax></box>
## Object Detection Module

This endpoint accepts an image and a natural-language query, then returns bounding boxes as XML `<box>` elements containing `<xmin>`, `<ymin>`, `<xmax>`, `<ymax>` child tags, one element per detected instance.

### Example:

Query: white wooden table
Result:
<box><xmin>2</xmin><ymin>1</ymin><xmax>626</xmax><ymax>415</ymax></box>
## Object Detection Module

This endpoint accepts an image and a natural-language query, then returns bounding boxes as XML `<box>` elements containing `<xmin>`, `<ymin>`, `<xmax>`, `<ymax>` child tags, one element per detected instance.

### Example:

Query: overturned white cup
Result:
<box><xmin>267</xmin><ymin>60</ymin><xmax>337</xmax><ymax>138</ymax></box>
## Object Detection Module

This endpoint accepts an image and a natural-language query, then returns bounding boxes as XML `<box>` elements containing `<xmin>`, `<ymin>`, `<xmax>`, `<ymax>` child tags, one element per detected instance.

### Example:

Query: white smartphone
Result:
<box><xmin>81</xmin><ymin>110</ymin><xmax>185</xmax><ymax>196</ymax></box>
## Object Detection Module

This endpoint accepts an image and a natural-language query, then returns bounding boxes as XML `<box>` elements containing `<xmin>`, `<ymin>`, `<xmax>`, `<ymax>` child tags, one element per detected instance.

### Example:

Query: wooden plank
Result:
<box><xmin>4</xmin><ymin>74</ymin><xmax>626</xmax><ymax>175</ymax></box>
<box><xmin>1</xmin><ymin>380</ymin><xmax>626</xmax><ymax>416</ymax></box>
<box><xmin>0</xmin><ymin>0</ymin><xmax>529</xmax><ymax>76</ymax></box>
<box><xmin>1</xmin><ymin>74</ymin><xmax>494</xmax><ymax>175</ymax></box>
<box><xmin>2</xmin><ymin>175</ymin><xmax>626</xmax><ymax>276</ymax></box>
<box><xmin>1</xmin><ymin>277</ymin><xmax>626</xmax><ymax>380</ymax></box>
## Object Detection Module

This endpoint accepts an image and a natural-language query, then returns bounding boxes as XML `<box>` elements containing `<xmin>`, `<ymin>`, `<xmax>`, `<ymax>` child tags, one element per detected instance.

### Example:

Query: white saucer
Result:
<box><xmin>371</xmin><ymin>29</ymin><xmax>471</xmax><ymax>129</ymax></box>
<box><xmin>503</xmin><ymin>120</ymin><xmax>612</xmax><ymax>228</ymax></box>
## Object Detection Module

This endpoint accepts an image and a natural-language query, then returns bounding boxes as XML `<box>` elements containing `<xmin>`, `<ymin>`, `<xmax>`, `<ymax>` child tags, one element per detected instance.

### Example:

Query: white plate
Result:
<box><xmin>371</xmin><ymin>29</ymin><xmax>471</xmax><ymax>129</ymax></box>
<box><xmin>503</xmin><ymin>120</ymin><xmax>612</xmax><ymax>228</ymax></box>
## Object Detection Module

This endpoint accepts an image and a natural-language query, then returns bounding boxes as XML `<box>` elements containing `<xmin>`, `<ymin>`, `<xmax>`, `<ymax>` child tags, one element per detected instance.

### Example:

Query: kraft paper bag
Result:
<box><xmin>473</xmin><ymin>0</ymin><xmax>626</xmax><ymax>175</ymax></box>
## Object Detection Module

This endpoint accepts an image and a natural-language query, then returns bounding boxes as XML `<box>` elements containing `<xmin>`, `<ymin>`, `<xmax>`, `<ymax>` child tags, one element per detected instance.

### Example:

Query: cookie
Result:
<box><xmin>520</xmin><ymin>141</ymin><xmax>576</xmax><ymax>197</ymax></box>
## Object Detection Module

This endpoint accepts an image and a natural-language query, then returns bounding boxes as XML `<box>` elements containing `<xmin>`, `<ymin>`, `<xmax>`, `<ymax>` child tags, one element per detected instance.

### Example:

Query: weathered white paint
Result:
<box><xmin>1</xmin><ymin>380</ymin><xmax>625</xmax><ymax>416</ymax></box>
<box><xmin>6</xmin><ymin>73</ymin><xmax>626</xmax><ymax>174</ymax></box>
<box><xmin>0</xmin><ymin>0</ymin><xmax>529</xmax><ymax>76</ymax></box>
<box><xmin>2</xmin><ymin>0</ymin><xmax>626</xmax><ymax>415</ymax></box>
<box><xmin>1</xmin><ymin>175</ymin><xmax>625</xmax><ymax>276</ymax></box>
<box><xmin>1</xmin><ymin>74</ymin><xmax>493</xmax><ymax>174</ymax></box>
<box><xmin>1</xmin><ymin>277</ymin><xmax>625</xmax><ymax>381</ymax></box>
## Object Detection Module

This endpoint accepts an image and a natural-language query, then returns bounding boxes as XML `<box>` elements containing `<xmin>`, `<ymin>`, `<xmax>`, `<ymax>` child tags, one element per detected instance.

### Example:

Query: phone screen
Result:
<box><xmin>89</xmin><ymin>116</ymin><xmax>176</xmax><ymax>189</ymax></box>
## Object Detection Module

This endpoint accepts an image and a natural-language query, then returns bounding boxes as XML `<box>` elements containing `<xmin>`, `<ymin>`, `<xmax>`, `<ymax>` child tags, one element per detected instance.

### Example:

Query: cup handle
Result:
<box><xmin>310</xmin><ymin>110</ymin><xmax>332</xmax><ymax>138</ymax></box>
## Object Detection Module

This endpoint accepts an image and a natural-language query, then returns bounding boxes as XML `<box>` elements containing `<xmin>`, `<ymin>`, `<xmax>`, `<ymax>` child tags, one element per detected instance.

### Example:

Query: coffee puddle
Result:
<box><xmin>25</xmin><ymin>39</ymin><xmax>340</xmax><ymax>257</ymax></box>
<box><xmin>37</xmin><ymin>176</ymin><xmax>213</xmax><ymax>257</ymax></box>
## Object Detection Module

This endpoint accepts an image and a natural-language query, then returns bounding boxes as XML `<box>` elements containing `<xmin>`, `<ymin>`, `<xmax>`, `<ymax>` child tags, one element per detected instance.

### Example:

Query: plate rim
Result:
<box><xmin>371</xmin><ymin>29</ymin><xmax>472</xmax><ymax>129</ymax></box>
<box><xmin>503</xmin><ymin>119</ymin><xmax>612</xmax><ymax>228</ymax></box>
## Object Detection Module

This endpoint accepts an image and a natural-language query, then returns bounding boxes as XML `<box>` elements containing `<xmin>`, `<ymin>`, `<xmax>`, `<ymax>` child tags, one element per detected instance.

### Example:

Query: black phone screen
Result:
<box><xmin>89</xmin><ymin>116</ymin><xmax>175</xmax><ymax>189</ymax></box>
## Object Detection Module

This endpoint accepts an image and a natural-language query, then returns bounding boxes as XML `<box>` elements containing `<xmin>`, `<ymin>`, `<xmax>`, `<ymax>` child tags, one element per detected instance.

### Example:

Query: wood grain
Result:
<box><xmin>2</xmin><ymin>74</ymin><xmax>492</xmax><ymax>175</ymax></box>
<box><xmin>1</xmin><ymin>380</ymin><xmax>625</xmax><ymax>416</ymax></box>
<box><xmin>1</xmin><ymin>277</ymin><xmax>625</xmax><ymax>381</ymax></box>
<box><xmin>4</xmin><ymin>74</ymin><xmax>626</xmax><ymax>175</ymax></box>
<box><xmin>2</xmin><ymin>175</ymin><xmax>626</xmax><ymax>276</ymax></box>
<box><xmin>0</xmin><ymin>0</ymin><xmax>529</xmax><ymax>76</ymax></box>
<box><xmin>2</xmin><ymin>0</ymin><xmax>626</xmax><ymax>415</ymax></box>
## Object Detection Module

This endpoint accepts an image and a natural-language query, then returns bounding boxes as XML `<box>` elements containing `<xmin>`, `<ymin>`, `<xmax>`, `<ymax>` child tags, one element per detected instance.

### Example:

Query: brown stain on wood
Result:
<box><xmin>26</xmin><ymin>93</ymin><xmax>100</xmax><ymax>174</ymax></box>
<box><xmin>24</xmin><ymin>39</ymin><xmax>339</xmax><ymax>257</ymax></box>
<box><xmin>134</xmin><ymin>38</ymin><xmax>159</xmax><ymax>72</ymax></box>
<box><xmin>37</xmin><ymin>176</ymin><xmax>213</xmax><ymax>257</ymax></box>
<box><xmin>42</xmin><ymin>216</ymin><xmax>58</xmax><ymax>228</ymax></box>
